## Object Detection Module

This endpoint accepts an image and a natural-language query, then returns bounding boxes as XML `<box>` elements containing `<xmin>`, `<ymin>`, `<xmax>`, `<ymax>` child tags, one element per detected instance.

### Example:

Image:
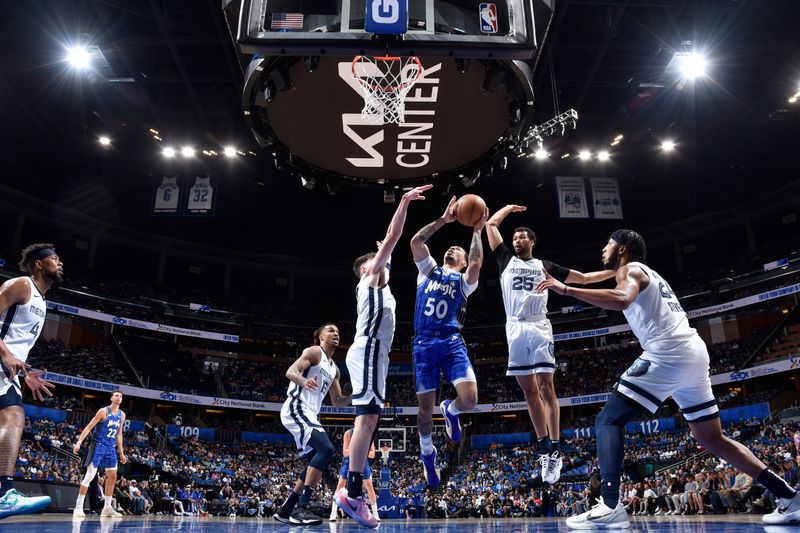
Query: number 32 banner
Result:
<box><xmin>152</xmin><ymin>175</ymin><xmax>217</xmax><ymax>216</ymax></box>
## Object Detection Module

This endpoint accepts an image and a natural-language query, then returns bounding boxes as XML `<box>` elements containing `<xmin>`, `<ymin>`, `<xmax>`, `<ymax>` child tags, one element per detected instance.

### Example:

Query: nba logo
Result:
<box><xmin>479</xmin><ymin>3</ymin><xmax>498</xmax><ymax>34</ymax></box>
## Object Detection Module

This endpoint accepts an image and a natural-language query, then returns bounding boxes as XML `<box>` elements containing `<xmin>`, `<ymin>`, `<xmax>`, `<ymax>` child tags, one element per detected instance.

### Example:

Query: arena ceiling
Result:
<box><xmin>0</xmin><ymin>0</ymin><xmax>798</xmax><ymax>263</ymax></box>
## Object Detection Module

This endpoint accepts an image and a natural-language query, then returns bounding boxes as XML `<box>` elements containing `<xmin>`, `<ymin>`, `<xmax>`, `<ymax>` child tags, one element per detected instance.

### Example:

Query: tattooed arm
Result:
<box><xmin>410</xmin><ymin>196</ymin><xmax>458</xmax><ymax>262</ymax></box>
<box><xmin>464</xmin><ymin>207</ymin><xmax>489</xmax><ymax>285</ymax></box>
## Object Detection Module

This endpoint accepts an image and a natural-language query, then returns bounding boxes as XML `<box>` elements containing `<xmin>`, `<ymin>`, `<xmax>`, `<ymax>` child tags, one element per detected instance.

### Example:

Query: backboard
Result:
<box><xmin>231</xmin><ymin>0</ymin><xmax>554</xmax><ymax>59</ymax></box>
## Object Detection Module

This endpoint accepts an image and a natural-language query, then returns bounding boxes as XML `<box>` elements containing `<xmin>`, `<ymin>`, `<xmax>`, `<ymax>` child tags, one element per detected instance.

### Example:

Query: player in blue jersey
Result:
<box><xmin>73</xmin><ymin>390</ymin><xmax>128</xmax><ymax>517</ymax></box>
<box><xmin>409</xmin><ymin>196</ymin><xmax>488</xmax><ymax>487</ymax></box>
<box><xmin>0</xmin><ymin>244</ymin><xmax>61</xmax><ymax>519</ymax></box>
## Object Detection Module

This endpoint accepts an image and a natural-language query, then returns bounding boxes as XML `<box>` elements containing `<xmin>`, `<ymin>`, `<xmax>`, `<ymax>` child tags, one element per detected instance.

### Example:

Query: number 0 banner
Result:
<box><xmin>555</xmin><ymin>176</ymin><xmax>589</xmax><ymax>218</ymax></box>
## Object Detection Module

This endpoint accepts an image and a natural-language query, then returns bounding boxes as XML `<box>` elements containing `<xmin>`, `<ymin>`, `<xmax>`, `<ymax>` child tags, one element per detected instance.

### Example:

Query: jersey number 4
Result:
<box><xmin>511</xmin><ymin>276</ymin><xmax>535</xmax><ymax>291</ymax></box>
<box><xmin>423</xmin><ymin>297</ymin><xmax>449</xmax><ymax>319</ymax></box>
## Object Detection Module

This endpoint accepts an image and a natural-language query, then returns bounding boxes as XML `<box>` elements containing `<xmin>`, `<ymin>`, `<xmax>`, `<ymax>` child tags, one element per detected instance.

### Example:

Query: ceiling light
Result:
<box><xmin>678</xmin><ymin>52</ymin><xmax>707</xmax><ymax>80</ymax></box>
<box><xmin>98</xmin><ymin>136</ymin><xmax>111</xmax><ymax>146</ymax></box>
<box><xmin>597</xmin><ymin>151</ymin><xmax>610</xmax><ymax>161</ymax></box>
<box><xmin>223</xmin><ymin>146</ymin><xmax>237</xmax><ymax>157</ymax></box>
<box><xmin>181</xmin><ymin>146</ymin><xmax>195</xmax><ymax>158</ymax></box>
<box><xmin>661</xmin><ymin>140</ymin><xmax>676</xmax><ymax>152</ymax></box>
<box><xmin>789</xmin><ymin>96</ymin><xmax>798</xmax><ymax>104</ymax></box>
<box><xmin>162</xmin><ymin>147</ymin><xmax>176</xmax><ymax>158</ymax></box>
<box><xmin>66</xmin><ymin>46</ymin><xmax>91</xmax><ymax>70</ymax></box>
<box><xmin>561</xmin><ymin>153</ymin><xmax>571</xmax><ymax>159</ymax></box>
<box><xmin>613</xmin><ymin>134</ymin><xmax>624</xmax><ymax>141</ymax></box>
<box><xmin>578</xmin><ymin>150</ymin><xmax>592</xmax><ymax>161</ymax></box>
<box><xmin>534</xmin><ymin>148</ymin><xmax>548</xmax><ymax>160</ymax></box>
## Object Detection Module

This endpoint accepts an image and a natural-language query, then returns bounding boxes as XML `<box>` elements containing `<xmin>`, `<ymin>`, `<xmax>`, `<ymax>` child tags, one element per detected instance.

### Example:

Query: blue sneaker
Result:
<box><xmin>420</xmin><ymin>446</ymin><xmax>440</xmax><ymax>488</ymax></box>
<box><xmin>440</xmin><ymin>399</ymin><xmax>461</xmax><ymax>443</ymax></box>
<box><xmin>0</xmin><ymin>489</ymin><xmax>51</xmax><ymax>519</ymax></box>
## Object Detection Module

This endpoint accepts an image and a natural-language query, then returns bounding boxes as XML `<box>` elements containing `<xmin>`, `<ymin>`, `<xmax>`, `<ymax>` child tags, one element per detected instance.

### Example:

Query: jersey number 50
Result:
<box><xmin>423</xmin><ymin>297</ymin><xmax>448</xmax><ymax>319</ymax></box>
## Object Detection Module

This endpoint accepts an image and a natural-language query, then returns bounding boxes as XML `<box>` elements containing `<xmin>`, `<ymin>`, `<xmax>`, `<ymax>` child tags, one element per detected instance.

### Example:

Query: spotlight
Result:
<box><xmin>181</xmin><ymin>146</ymin><xmax>195</xmax><ymax>158</ymax></box>
<box><xmin>578</xmin><ymin>150</ymin><xmax>592</xmax><ymax>161</ymax></box>
<box><xmin>613</xmin><ymin>134</ymin><xmax>624</xmax><ymax>142</ymax></box>
<box><xmin>98</xmin><ymin>136</ymin><xmax>111</xmax><ymax>146</ymax></box>
<box><xmin>66</xmin><ymin>46</ymin><xmax>91</xmax><ymax>70</ymax></box>
<box><xmin>661</xmin><ymin>140</ymin><xmax>676</xmax><ymax>152</ymax></box>
<box><xmin>789</xmin><ymin>96</ymin><xmax>798</xmax><ymax>104</ymax></box>
<box><xmin>597</xmin><ymin>151</ymin><xmax>610</xmax><ymax>162</ymax></box>
<box><xmin>561</xmin><ymin>153</ymin><xmax>571</xmax><ymax>159</ymax></box>
<box><xmin>534</xmin><ymin>148</ymin><xmax>548</xmax><ymax>160</ymax></box>
<box><xmin>677</xmin><ymin>52</ymin><xmax>707</xmax><ymax>80</ymax></box>
<box><xmin>223</xmin><ymin>146</ymin><xmax>237</xmax><ymax>157</ymax></box>
<box><xmin>162</xmin><ymin>147</ymin><xmax>176</xmax><ymax>158</ymax></box>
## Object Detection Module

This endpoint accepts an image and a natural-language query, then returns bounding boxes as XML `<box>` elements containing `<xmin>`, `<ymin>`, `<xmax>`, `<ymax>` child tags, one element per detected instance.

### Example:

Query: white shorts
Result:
<box><xmin>615</xmin><ymin>335</ymin><xmax>719</xmax><ymax>421</ymax></box>
<box><xmin>347</xmin><ymin>336</ymin><xmax>390</xmax><ymax>408</ymax></box>
<box><xmin>505</xmin><ymin>319</ymin><xmax>555</xmax><ymax>376</ymax></box>
<box><xmin>280</xmin><ymin>400</ymin><xmax>323</xmax><ymax>456</ymax></box>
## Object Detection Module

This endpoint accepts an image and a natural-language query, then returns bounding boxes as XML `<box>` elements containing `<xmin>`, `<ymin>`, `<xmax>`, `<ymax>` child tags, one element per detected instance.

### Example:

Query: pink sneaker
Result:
<box><xmin>334</xmin><ymin>487</ymin><xmax>378</xmax><ymax>528</ymax></box>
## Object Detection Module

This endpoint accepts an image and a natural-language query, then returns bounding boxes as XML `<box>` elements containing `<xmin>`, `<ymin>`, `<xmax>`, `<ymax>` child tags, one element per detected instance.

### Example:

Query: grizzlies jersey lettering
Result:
<box><xmin>285</xmin><ymin>348</ymin><xmax>336</xmax><ymax>416</ymax></box>
<box><xmin>0</xmin><ymin>277</ymin><xmax>47</xmax><ymax>364</ymax></box>
<box><xmin>495</xmin><ymin>245</ymin><xmax>570</xmax><ymax>318</ymax></box>
<box><xmin>623</xmin><ymin>263</ymin><xmax>696</xmax><ymax>353</ymax></box>
<box><xmin>96</xmin><ymin>407</ymin><xmax>124</xmax><ymax>447</ymax></box>
<box><xmin>414</xmin><ymin>258</ymin><xmax>473</xmax><ymax>335</ymax></box>
<box><xmin>353</xmin><ymin>278</ymin><xmax>396</xmax><ymax>348</ymax></box>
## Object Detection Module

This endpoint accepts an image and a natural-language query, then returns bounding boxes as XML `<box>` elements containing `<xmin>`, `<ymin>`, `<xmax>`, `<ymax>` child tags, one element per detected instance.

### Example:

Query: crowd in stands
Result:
<box><xmin>27</xmin><ymin>339</ymin><xmax>132</xmax><ymax>385</ymax></box>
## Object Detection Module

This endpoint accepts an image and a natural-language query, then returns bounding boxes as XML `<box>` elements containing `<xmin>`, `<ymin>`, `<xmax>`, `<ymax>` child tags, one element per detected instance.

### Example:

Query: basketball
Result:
<box><xmin>455</xmin><ymin>194</ymin><xmax>486</xmax><ymax>226</ymax></box>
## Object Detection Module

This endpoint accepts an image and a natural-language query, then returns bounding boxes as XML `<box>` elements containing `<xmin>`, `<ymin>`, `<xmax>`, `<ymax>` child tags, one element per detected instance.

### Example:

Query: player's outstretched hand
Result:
<box><xmin>536</xmin><ymin>270</ymin><xmax>566</xmax><ymax>294</ymax></box>
<box><xmin>474</xmin><ymin>206</ymin><xmax>490</xmax><ymax>230</ymax></box>
<box><xmin>25</xmin><ymin>368</ymin><xmax>54</xmax><ymax>401</ymax></box>
<box><xmin>402</xmin><ymin>184</ymin><xmax>433</xmax><ymax>202</ymax></box>
<box><xmin>1</xmin><ymin>354</ymin><xmax>29</xmax><ymax>379</ymax></box>
<box><xmin>506</xmin><ymin>204</ymin><xmax>527</xmax><ymax>213</ymax></box>
<box><xmin>304</xmin><ymin>375</ymin><xmax>319</xmax><ymax>390</ymax></box>
<box><xmin>442</xmin><ymin>196</ymin><xmax>458</xmax><ymax>223</ymax></box>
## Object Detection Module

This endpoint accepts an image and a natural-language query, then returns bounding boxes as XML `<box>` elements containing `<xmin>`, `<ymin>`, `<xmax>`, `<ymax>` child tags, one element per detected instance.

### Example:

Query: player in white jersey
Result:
<box><xmin>335</xmin><ymin>184</ymin><xmax>432</xmax><ymax>528</ymax></box>
<box><xmin>0</xmin><ymin>244</ymin><xmax>61</xmax><ymax>519</ymax></box>
<box><xmin>274</xmin><ymin>323</ymin><xmax>351</xmax><ymax>526</ymax></box>
<box><xmin>487</xmin><ymin>205</ymin><xmax>614</xmax><ymax>484</ymax></box>
<box><xmin>536</xmin><ymin>229</ymin><xmax>800</xmax><ymax>528</ymax></box>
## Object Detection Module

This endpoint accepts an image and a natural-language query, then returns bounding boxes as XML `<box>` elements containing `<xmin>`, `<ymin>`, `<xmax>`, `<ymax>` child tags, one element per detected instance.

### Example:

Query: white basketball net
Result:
<box><xmin>352</xmin><ymin>56</ymin><xmax>423</xmax><ymax>124</ymax></box>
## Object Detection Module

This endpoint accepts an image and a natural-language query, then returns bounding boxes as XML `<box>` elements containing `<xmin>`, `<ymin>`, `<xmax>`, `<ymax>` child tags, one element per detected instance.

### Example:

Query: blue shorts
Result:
<box><xmin>340</xmin><ymin>456</ymin><xmax>372</xmax><ymax>479</ymax></box>
<box><xmin>90</xmin><ymin>444</ymin><xmax>118</xmax><ymax>469</ymax></box>
<box><xmin>413</xmin><ymin>334</ymin><xmax>476</xmax><ymax>394</ymax></box>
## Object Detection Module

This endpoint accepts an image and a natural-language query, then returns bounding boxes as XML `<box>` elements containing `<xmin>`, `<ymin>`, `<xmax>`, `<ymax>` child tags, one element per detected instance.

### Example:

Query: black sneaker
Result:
<box><xmin>272</xmin><ymin>511</ymin><xmax>292</xmax><ymax>524</ymax></box>
<box><xmin>289</xmin><ymin>504</ymin><xmax>323</xmax><ymax>525</ymax></box>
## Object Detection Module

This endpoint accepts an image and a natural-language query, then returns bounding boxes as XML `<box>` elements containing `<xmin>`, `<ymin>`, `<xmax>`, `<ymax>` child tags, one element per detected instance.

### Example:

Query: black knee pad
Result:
<box><xmin>596</xmin><ymin>391</ymin><xmax>644</xmax><ymax>428</ymax></box>
<box><xmin>307</xmin><ymin>430</ymin><xmax>334</xmax><ymax>471</ymax></box>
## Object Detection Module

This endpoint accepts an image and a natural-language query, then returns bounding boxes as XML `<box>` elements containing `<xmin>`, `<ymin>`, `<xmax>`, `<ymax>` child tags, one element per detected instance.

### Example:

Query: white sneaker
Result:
<box><xmin>565</xmin><ymin>498</ymin><xmax>631</xmax><ymax>530</ymax></box>
<box><xmin>101</xmin><ymin>506</ymin><xmax>122</xmax><ymax>518</ymax></box>
<box><xmin>72</xmin><ymin>508</ymin><xmax>85</xmax><ymax>517</ymax></box>
<box><xmin>544</xmin><ymin>451</ymin><xmax>563</xmax><ymax>485</ymax></box>
<box><xmin>763</xmin><ymin>491</ymin><xmax>800</xmax><ymax>524</ymax></box>
<box><xmin>538</xmin><ymin>454</ymin><xmax>550</xmax><ymax>482</ymax></box>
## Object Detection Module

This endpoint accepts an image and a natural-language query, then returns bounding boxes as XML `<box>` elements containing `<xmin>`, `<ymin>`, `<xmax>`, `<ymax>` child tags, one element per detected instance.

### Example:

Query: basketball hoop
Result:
<box><xmin>352</xmin><ymin>55</ymin><xmax>423</xmax><ymax>124</ymax></box>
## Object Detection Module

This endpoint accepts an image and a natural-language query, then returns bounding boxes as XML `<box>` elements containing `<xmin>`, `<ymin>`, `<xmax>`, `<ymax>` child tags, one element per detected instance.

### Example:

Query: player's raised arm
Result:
<box><xmin>410</xmin><ymin>196</ymin><xmax>457</xmax><ymax>262</ymax></box>
<box><xmin>365</xmin><ymin>184</ymin><xmax>432</xmax><ymax>278</ymax></box>
<box><xmin>73</xmin><ymin>408</ymin><xmax>107</xmax><ymax>453</ymax></box>
<box><xmin>464</xmin><ymin>207</ymin><xmax>489</xmax><ymax>285</ymax></box>
<box><xmin>486</xmin><ymin>204</ymin><xmax>526</xmax><ymax>251</ymax></box>
<box><xmin>286</xmin><ymin>346</ymin><xmax>324</xmax><ymax>390</ymax></box>
<box><xmin>537</xmin><ymin>264</ymin><xmax>646</xmax><ymax>311</ymax></box>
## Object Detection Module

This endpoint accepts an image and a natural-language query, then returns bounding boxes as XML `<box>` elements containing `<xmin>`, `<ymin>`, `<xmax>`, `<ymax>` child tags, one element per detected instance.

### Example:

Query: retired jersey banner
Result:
<box><xmin>591</xmin><ymin>177</ymin><xmax>623</xmax><ymax>219</ymax></box>
<box><xmin>185</xmin><ymin>175</ymin><xmax>216</xmax><ymax>216</ymax></box>
<box><xmin>556</xmin><ymin>176</ymin><xmax>589</xmax><ymax>218</ymax></box>
<box><xmin>152</xmin><ymin>176</ymin><xmax>180</xmax><ymax>215</ymax></box>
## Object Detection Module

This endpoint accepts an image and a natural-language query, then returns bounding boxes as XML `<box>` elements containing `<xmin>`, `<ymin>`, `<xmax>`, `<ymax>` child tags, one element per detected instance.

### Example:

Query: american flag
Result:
<box><xmin>271</xmin><ymin>13</ymin><xmax>304</xmax><ymax>30</ymax></box>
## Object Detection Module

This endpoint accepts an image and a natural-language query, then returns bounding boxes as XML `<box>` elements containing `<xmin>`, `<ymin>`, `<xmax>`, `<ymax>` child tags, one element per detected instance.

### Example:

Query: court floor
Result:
<box><xmin>0</xmin><ymin>514</ymin><xmax>791</xmax><ymax>533</ymax></box>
